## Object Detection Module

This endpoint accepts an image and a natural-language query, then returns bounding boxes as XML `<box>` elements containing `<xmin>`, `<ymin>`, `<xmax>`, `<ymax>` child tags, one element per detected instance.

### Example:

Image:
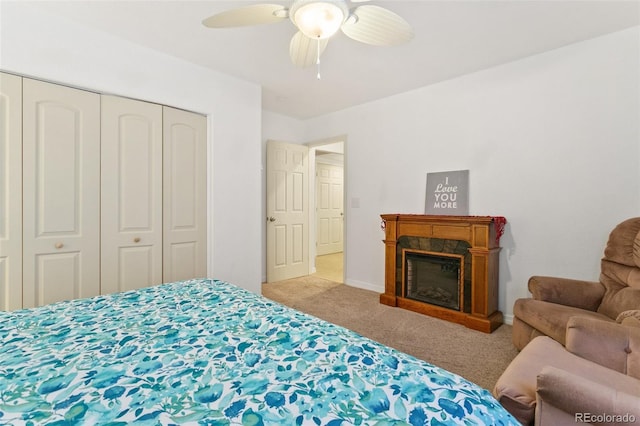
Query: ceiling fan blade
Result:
<box><xmin>290</xmin><ymin>31</ymin><xmax>329</xmax><ymax>68</ymax></box>
<box><xmin>202</xmin><ymin>4</ymin><xmax>287</xmax><ymax>28</ymax></box>
<box><xmin>341</xmin><ymin>5</ymin><xmax>414</xmax><ymax>46</ymax></box>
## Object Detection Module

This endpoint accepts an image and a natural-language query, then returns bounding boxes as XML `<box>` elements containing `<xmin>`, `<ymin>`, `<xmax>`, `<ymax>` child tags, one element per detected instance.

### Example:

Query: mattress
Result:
<box><xmin>0</xmin><ymin>279</ymin><xmax>518</xmax><ymax>425</ymax></box>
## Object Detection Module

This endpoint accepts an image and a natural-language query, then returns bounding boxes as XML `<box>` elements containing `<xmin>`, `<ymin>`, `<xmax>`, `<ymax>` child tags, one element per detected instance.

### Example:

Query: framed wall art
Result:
<box><xmin>425</xmin><ymin>170</ymin><xmax>469</xmax><ymax>215</ymax></box>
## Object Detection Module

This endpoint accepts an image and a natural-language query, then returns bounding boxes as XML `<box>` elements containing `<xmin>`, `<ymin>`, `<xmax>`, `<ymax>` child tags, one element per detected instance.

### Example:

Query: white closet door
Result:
<box><xmin>22</xmin><ymin>78</ymin><xmax>100</xmax><ymax>308</ymax></box>
<box><xmin>0</xmin><ymin>73</ymin><xmax>22</xmax><ymax>311</ymax></box>
<box><xmin>163</xmin><ymin>106</ymin><xmax>207</xmax><ymax>282</ymax></box>
<box><xmin>101</xmin><ymin>95</ymin><xmax>163</xmax><ymax>294</ymax></box>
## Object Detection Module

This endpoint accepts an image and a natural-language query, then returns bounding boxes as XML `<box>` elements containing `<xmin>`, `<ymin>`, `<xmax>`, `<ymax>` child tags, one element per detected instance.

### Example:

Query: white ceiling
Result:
<box><xmin>30</xmin><ymin>0</ymin><xmax>640</xmax><ymax>119</ymax></box>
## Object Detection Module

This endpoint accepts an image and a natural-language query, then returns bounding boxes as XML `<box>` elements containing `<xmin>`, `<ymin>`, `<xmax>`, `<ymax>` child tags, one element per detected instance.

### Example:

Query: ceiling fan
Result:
<box><xmin>202</xmin><ymin>0</ymin><xmax>414</xmax><ymax>71</ymax></box>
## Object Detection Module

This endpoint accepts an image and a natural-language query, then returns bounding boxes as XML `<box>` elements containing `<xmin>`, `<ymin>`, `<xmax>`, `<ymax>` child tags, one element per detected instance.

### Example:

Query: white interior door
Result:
<box><xmin>101</xmin><ymin>95</ymin><xmax>163</xmax><ymax>294</ymax></box>
<box><xmin>22</xmin><ymin>78</ymin><xmax>101</xmax><ymax>308</ymax></box>
<box><xmin>316</xmin><ymin>163</ymin><xmax>344</xmax><ymax>256</ymax></box>
<box><xmin>0</xmin><ymin>72</ymin><xmax>22</xmax><ymax>311</ymax></box>
<box><xmin>266</xmin><ymin>140</ymin><xmax>309</xmax><ymax>282</ymax></box>
<box><xmin>163</xmin><ymin>106</ymin><xmax>207</xmax><ymax>282</ymax></box>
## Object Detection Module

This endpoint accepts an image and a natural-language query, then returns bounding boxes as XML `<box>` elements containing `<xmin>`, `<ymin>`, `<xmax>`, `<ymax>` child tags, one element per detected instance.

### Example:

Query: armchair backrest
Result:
<box><xmin>597</xmin><ymin>217</ymin><xmax>640</xmax><ymax>319</ymax></box>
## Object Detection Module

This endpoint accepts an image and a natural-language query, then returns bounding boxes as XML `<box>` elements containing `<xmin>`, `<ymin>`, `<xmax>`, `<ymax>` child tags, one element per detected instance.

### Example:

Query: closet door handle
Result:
<box><xmin>54</xmin><ymin>242</ymin><xmax>64</xmax><ymax>249</ymax></box>
<box><xmin>133</xmin><ymin>237</ymin><xmax>141</xmax><ymax>243</ymax></box>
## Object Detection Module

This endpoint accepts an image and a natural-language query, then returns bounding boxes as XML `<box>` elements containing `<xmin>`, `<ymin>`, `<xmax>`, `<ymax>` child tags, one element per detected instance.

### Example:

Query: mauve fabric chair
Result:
<box><xmin>493</xmin><ymin>316</ymin><xmax>640</xmax><ymax>425</ymax></box>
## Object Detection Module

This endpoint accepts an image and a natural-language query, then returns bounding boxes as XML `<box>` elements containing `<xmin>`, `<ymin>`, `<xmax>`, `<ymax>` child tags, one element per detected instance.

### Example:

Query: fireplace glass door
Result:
<box><xmin>402</xmin><ymin>250</ymin><xmax>464</xmax><ymax>311</ymax></box>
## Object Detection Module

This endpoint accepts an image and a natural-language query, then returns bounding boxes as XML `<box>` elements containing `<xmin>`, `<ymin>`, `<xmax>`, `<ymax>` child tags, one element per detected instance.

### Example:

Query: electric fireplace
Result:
<box><xmin>380</xmin><ymin>214</ymin><xmax>506</xmax><ymax>333</ymax></box>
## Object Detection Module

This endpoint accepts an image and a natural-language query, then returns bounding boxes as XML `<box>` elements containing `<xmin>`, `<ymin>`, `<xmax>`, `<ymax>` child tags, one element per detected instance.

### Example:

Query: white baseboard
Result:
<box><xmin>503</xmin><ymin>314</ymin><xmax>514</xmax><ymax>325</ymax></box>
<box><xmin>344</xmin><ymin>278</ymin><xmax>384</xmax><ymax>293</ymax></box>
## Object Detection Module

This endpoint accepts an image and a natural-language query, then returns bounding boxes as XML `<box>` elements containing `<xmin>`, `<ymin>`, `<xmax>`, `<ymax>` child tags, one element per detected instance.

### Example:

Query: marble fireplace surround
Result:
<box><xmin>380</xmin><ymin>214</ymin><xmax>504</xmax><ymax>333</ymax></box>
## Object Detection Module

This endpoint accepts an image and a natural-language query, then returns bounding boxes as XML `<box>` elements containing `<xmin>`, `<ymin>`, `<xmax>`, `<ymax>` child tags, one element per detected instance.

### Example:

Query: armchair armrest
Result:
<box><xmin>528</xmin><ymin>276</ymin><xmax>604</xmax><ymax>311</ymax></box>
<box><xmin>566</xmin><ymin>316</ymin><xmax>640</xmax><ymax>377</ymax></box>
<box><xmin>536</xmin><ymin>366</ymin><xmax>640</xmax><ymax>425</ymax></box>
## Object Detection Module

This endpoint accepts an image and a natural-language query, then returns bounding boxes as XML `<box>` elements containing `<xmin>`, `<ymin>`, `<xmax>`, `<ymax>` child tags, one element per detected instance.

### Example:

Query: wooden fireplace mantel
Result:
<box><xmin>380</xmin><ymin>214</ymin><xmax>504</xmax><ymax>333</ymax></box>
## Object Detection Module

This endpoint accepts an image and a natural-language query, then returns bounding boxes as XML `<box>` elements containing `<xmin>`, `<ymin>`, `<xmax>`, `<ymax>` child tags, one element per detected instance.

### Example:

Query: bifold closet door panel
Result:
<box><xmin>101</xmin><ymin>95</ymin><xmax>163</xmax><ymax>294</ymax></box>
<box><xmin>22</xmin><ymin>78</ymin><xmax>100</xmax><ymax>308</ymax></box>
<box><xmin>163</xmin><ymin>106</ymin><xmax>207</xmax><ymax>282</ymax></box>
<box><xmin>0</xmin><ymin>73</ymin><xmax>23</xmax><ymax>311</ymax></box>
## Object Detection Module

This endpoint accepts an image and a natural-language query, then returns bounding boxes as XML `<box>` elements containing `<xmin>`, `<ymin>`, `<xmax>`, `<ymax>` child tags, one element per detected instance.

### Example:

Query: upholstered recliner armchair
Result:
<box><xmin>494</xmin><ymin>316</ymin><xmax>640</xmax><ymax>425</ymax></box>
<box><xmin>512</xmin><ymin>217</ymin><xmax>640</xmax><ymax>350</ymax></box>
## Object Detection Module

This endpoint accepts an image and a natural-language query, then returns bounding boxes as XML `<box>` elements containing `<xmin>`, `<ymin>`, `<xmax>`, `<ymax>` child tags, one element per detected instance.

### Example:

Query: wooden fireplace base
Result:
<box><xmin>380</xmin><ymin>214</ymin><xmax>504</xmax><ymax>333</ymax></box>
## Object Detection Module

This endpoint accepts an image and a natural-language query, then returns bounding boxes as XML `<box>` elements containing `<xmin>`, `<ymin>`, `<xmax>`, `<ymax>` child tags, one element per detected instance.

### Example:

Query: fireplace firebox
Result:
<box><xmin>380</xmin><ymin>214</ymin><xmax>505</xmax><ymax>333</ymax></box>
<box><xmin>403</xmin><ymin>250</ymin><xmax>464</xmax><ymax>311</ymax></box>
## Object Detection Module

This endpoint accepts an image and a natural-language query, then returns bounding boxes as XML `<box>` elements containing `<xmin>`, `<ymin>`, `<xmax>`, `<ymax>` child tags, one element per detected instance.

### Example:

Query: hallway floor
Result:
<box><xmin>312</xmin><ymin>252</ymin><xmax>343</xmax><ymax>283</ymax></box>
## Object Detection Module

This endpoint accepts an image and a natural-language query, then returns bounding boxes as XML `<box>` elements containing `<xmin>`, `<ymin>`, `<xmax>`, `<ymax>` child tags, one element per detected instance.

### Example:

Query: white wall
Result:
<box><xmin>1</xmin><ymin>3</ymin><xmax>264</xmax><ymax>293</ymax></box>
<box><xmin>265</xmin><ymin>27</ymin><xmax>640</xmax><ymax>322</ymax></box>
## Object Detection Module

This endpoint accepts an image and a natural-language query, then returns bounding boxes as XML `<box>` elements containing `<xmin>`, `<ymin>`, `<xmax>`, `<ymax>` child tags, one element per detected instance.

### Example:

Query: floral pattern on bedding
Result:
<box><xmin>0</xmin><ymin>279</ymin><xmax>518</xmax><ymax>425</ymax></box>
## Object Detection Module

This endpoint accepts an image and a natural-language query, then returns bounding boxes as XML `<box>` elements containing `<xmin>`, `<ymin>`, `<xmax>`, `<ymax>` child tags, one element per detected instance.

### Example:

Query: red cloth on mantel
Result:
<box><xmin>493</xmin><ymin>216</ymin><xmax>507</xmax><ymax>245</ymax></box>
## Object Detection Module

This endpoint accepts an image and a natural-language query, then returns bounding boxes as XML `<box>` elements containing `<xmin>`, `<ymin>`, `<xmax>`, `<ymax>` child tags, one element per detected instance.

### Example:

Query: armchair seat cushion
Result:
<box><xmin>493</xmin><ymin>336</ymin><xmax>639</xmax><ymax>425</ymax></box>
<box><xmin>513</xmin><ymin>298</ymin><xmax>613</xmax><ymax>347</ymax></box>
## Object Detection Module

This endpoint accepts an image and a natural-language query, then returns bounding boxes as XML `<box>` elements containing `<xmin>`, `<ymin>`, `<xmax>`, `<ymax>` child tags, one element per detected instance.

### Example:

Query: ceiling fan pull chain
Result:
<box><xmin>316</xmin><ymin>37</ymin><xmax>321</xmax><ymax>80</ymax></box>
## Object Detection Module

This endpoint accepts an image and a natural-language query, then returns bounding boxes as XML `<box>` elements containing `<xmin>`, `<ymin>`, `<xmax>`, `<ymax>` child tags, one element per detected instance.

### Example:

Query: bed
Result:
<box><xmin>0</xmin><ymin>278</ymin><xmax>518</xmax><ymax>425</ymax></box>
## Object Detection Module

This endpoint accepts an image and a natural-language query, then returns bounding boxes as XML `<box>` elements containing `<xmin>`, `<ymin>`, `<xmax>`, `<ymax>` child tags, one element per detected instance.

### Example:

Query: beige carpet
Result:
<box><xmin>262</xmin><ymin>275</ymin><xmax>518</xmax><ymax>391</ymax></box>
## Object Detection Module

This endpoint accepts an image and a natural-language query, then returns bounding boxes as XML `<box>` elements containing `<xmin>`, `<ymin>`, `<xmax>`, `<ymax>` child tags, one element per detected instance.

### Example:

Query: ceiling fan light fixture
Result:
<box><xmin>291</xmin><ymin>0</ymin><xmax>347</xmax><ymax>39</ymax></box>
<box><xmin>203</xmin><ymin>0</ymin><xmax>414</xmax><ymax>72</ymax></box>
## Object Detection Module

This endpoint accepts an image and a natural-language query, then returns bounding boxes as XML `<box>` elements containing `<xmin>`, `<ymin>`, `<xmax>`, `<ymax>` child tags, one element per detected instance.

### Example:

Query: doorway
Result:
<box><xmin>264</xmin><ymin>138</ymin><xmax>345</xmax><ymax>284</ymax></box>
<box><xmin>310</xmin><ymin>140</ymin><xmax>344</xmax><ymax>283</ymax></box>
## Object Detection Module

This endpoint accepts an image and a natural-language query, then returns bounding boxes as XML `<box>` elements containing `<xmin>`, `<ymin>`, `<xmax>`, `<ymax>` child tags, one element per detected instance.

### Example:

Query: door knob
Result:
<box><xmin>54</xmin><ymin>242</ymin><xmax>64</xmax><ymax>249</ymax></box>
<box><xmin>267</xmin><ymin>216</ymin><xmax>276</xmax><ymax>222</ymax></box>
<box><xmin>133</xmin><ymin>237</ymin><xmax>141</xmax><ymax>243</ymax></box>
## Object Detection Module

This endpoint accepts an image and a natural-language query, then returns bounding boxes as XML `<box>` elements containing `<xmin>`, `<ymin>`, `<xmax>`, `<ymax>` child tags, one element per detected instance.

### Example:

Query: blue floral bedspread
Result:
<box><xmin>0</xmin><ymin>279</ymin><xmax>518</xmax><ymax>425</ymax></box>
